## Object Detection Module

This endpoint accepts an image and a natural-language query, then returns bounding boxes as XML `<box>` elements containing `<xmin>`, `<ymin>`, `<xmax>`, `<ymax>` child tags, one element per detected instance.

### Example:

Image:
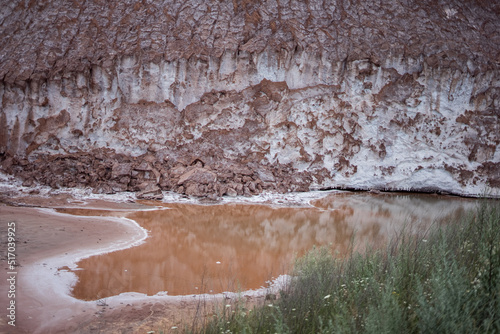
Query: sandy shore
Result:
<box><xmin>0</xmin><ymin>196</ymin><xmax>211</xmax><ymax>333</ymax></box>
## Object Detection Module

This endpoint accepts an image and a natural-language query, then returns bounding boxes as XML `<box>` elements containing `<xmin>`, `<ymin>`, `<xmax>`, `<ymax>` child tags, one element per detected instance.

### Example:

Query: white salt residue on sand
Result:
<box><xmin>96</xmin><ymin>274</ymin><xmax>292</xmax><ymax>309</ymax></box>
<box><xmin>0</xmin><ymin>170</ymin><xmax>341</xmax><ymax>208</ymax></box>
<box><xmin>161</xmin><ymin>188</ymin><xmax>341</xmax><ymax>207</ymax></box>
<box><xmin>18</xmin><ymin>208</ymin><xmax>149</xmax><ymax>334</ymax></box>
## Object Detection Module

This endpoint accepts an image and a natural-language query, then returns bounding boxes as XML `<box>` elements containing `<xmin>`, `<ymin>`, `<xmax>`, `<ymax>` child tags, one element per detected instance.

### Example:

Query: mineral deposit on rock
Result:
<box><xmin>1</xmin><ymin>0</ymin><xmax>499</xmax><ymax>197</ymax></box>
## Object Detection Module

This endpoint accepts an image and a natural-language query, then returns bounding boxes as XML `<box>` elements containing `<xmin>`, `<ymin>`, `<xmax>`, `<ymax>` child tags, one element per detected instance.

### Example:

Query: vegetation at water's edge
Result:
<box><xmin>187</xmin><ymin>201</ymin><xmax>500</xmax><ymax>334</ymax></box>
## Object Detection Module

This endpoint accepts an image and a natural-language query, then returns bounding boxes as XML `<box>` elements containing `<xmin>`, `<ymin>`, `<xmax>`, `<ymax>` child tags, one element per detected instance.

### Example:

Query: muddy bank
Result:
<box><xmin>0</xmin><ymin>195</ymin><xmax>280</xmax><ymax>334</ymax></box>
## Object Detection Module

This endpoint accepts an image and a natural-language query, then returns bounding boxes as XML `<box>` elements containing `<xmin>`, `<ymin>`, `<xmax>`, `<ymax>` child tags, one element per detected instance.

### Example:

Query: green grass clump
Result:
<box><xmin>189</xmin><ymin>202</ymin><xmax>500</xmax><ymax>334</ymax></box>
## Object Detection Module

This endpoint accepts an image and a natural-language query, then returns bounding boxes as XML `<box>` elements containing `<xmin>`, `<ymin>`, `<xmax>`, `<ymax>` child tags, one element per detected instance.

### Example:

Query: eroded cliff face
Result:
<box><xmin>1</xmin><ymin>0</ymin><xmax>499</xmax><ymax>197</ymax></box>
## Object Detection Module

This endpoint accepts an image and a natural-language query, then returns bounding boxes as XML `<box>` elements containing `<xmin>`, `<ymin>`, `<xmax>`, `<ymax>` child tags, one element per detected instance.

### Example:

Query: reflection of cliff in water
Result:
<box><xmin>66</xmin><ymin>193</ymin><xmax>478</xmax><ymax>300</ymax></box>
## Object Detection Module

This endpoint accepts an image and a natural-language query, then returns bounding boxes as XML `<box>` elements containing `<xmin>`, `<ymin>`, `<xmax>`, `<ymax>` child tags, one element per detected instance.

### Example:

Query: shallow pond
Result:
<box><xmin>60</xmin><ymin>192</ymin><xmax>479</xmax><ymax>300</ymax></box>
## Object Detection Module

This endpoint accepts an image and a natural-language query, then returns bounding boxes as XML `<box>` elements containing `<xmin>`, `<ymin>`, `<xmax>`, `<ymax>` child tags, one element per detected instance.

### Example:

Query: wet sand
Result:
<box><xmin>0</xmin><ymin>197</ymin><xmax>237</xmax><ymax>334</ymax></box>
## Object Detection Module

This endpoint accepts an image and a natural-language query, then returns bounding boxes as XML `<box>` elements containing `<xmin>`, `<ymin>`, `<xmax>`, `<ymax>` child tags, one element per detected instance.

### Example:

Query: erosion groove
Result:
<box><xmin>1</xmin><ymin>0</ymin><xmax>499</xmax><ymax>197</ymax></box>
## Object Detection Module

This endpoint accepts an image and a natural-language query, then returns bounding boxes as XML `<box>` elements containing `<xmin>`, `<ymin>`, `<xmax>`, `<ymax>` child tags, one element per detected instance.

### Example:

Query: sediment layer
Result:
<box><xmin>1</xmin><ymin>0</ymin><xmax>499</xmax><ymax>197</ymax></box>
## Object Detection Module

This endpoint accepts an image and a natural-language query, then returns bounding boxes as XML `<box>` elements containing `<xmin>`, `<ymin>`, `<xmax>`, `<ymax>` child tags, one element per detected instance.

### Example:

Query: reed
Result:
<box><xmin>186</xmin><ymin>201</ymin><xmax>500</xmax><ymax>334</ymax></box>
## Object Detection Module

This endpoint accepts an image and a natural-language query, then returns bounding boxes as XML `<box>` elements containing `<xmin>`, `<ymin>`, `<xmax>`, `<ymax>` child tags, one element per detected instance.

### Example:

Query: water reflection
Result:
<box><xmin>65</xmin><ymin>192</ymin><xmax>478</xmax><ymax>300</ymax></box>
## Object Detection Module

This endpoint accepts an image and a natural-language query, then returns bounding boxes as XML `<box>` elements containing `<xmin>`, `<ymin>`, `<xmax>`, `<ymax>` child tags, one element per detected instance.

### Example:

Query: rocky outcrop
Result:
<box><xmin>0</xmin><ymin>0</ymin><xmax>499</xmax><ymax>197</ymax></box>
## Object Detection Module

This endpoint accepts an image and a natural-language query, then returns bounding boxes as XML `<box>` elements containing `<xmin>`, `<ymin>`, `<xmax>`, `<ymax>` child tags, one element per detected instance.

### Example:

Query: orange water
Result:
<box><xmin>61</xmin><ymin>192</ymin><xmax>477</xmax><ymax>300</ymax></box>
